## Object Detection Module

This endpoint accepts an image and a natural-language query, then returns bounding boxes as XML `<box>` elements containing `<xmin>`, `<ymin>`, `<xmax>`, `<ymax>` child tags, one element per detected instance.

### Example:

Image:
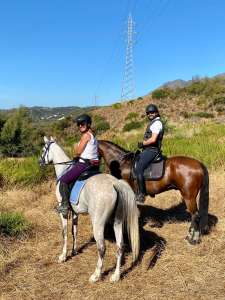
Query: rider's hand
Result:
<box><xmin>137</xmin><ymin>142</ymin><xmax>144</xmax><ymax>149</ymax></box>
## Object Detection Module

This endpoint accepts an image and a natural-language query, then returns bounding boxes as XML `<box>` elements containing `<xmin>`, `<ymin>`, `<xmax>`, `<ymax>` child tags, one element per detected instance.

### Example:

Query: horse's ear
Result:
<box><xmin>50</xmin><ymin>136</ymin><xmax>56</xmax><ymax>142</ymax></box>
<box><xmin>44</xmin><ymin>136</ymin><xmax>49</xmax><ymax>143</ymax></box>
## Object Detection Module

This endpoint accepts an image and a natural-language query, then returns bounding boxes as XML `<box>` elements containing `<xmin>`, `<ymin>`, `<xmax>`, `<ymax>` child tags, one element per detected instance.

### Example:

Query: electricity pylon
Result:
<box><xmin>121</xmin><ymin>13</ymin><xmax>136</xmax><ymax>102</ymax></box>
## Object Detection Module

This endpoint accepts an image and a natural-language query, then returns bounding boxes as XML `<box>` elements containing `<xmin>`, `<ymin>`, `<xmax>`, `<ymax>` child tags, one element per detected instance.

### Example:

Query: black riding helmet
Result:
<box><xmin>145</xmin><ymin>104</ymin><xmax>159</xmax><ymax>114</ymax></box>
<box><xmin>75</xmin><ymin>114</ymin><xmax>92</xmax><ymax>126</ymax></box>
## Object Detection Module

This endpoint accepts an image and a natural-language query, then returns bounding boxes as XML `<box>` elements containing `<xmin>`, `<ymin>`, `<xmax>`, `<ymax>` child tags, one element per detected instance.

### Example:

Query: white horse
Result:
<box><xmin>39</xmin><ymin>136</ymin><xmax>140</xmax><ymax>282</ymax></box>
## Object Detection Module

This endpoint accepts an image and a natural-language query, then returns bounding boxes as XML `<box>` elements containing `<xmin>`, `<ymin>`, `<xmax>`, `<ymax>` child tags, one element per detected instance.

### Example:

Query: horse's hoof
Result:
<box><xmin>185</xmin><ymin>235</ymin><xmax>201</xmax><ymax>245</ymax></box>
<box><xmin>89</xmin><ymin>273</ymin><xmax>101</xmax><ymax>283</ymax></box>
<box><xmin>58</xmin><ymin>255</ymin><xmax>67</xmax><ymax>263</ymax></box>
<box><xmin>110</xmin><ymin>273</ymin><xmax>120</xmax><ymax>283</ymax></box>
<box><xmin>71</xmin><ymin>250</ymin><xmax>77</xmax><ymax>256</ymax></box>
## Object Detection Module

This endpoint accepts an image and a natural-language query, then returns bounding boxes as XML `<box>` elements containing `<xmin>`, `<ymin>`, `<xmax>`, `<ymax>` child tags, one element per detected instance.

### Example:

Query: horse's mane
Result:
<box><xmin>98</xmin><ymin>140</ymin><xmax>130</xmax><ymax>153</ymax></box>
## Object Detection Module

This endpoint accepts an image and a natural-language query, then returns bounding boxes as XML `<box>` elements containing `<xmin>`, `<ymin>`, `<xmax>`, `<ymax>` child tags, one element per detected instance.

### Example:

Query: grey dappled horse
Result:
<box><xmin>39</xmin><ymin>137</ymin><xmax>140</xmax><ymax>282</ymax></box>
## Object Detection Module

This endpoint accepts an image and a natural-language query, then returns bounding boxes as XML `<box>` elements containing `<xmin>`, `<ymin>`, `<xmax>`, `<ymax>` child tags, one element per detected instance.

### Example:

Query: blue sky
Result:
<box><xmin>0</xmin><ymin>0</ymin><xmax>225</xmax><ymax>109</ymax></box>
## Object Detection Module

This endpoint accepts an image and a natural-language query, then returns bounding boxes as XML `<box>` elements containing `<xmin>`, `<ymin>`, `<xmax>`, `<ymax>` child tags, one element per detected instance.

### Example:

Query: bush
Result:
<box><xmin>194</xmin><ymin>112</ymin><xmax>214</xmax><ymax>118</ymax></box>
<box><xmin>0</xmin><ymin>107</ymin><xmax>43</xmax><ymax>157</ymax></box>
<box><xmin>123</xmin><ymin>121</ymin><xmax>142</xmax><ymax>132</ymax></box>
<box><xmin>0</xmin><ymin>212</ymin><xmax>31</xmax><ymax>237</ymax></box>
<box><xmin>112</xmin><ymin>103</ymin><xmax>122</xmax><ymax>109</ymax></box>
<box><xmin>125</xmin><ymin>112</ymin><xmax>138</xmax><ymax>121</ymax></box>
<box><xmin>0</xmin><ymin>156</ymin><xmax>52</xmax><ymax>187</ymax></box>
<box><xmin>92</xmin><ymin>115</ymin><xmax>110</xmax><ymax>134</ymax></box>
<box><xmin>152</xmin><ymin>88</ymin><xmax>169</xmax><ymax>99</ymax></box>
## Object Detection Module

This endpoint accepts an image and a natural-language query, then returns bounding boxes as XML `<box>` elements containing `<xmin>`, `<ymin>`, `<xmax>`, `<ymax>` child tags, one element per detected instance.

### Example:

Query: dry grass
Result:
<box><xmin>0</xmin><ymin>170</ymin><xmax>225</xmax><ymax>299</ymax></box>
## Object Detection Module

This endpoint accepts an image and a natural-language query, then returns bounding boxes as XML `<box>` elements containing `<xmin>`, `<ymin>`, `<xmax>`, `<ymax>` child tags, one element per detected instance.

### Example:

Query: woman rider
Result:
<box><xmin>57</xmin><ymin>114</ymin><xmax>99</xmax><ymax>217</ymax></box>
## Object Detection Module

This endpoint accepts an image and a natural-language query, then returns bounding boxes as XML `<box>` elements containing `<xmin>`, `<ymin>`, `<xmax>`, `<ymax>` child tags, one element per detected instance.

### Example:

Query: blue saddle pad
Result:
<box><xmin>69</xmin><ymin>180</ymin><xmax>87</xmax><ymax>206</ymax></box>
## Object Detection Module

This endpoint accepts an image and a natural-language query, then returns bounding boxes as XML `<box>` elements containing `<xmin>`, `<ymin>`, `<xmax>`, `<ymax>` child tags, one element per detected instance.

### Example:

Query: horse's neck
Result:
<box><xmin>100</xmin><ymin>142</ymin><xmax>126</xmax><ymax>164</ymax></box>
<box><xmin>52</xmin><ymin>144</ymin><xmax>71</xmax><ymax>178</ymax></box>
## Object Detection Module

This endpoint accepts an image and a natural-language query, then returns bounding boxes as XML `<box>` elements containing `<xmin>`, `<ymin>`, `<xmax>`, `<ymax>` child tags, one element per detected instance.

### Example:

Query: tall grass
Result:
<box><xmin>0</xmin><ymin>156</ymin><xmax>53</xmax><ymax>187</ymax></box>
<box><xmin>0</xmin><ymin>212</ymin><xmax>31</xmax><ymax>237</ymax></box>
<box><xmin>112</xmin><ymin>122</ymin><xmax>225</xmax><ymax>169</ymax></box>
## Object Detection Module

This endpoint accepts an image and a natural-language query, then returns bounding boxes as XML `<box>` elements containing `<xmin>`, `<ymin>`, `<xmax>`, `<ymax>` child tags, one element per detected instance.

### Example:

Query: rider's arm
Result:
<box><xmin>143</xmin><ymin>133</ymin><xmax>158</xmax><ymax>146</ymax></box>
<box><xmin>74</xmin><ymin>133</ymin><xmax>91</xmax><ymax>156</ymax></box>
<box><xmin>143</xmin><ymin>120</ymin><xmax>162</xmax><ymax>146</ymax></box>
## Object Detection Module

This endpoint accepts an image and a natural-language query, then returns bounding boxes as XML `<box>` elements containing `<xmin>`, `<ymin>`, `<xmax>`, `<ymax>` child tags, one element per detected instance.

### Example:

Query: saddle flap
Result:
<box><xmin>133</xmin><ymin>154</ymin><xmax>166</xmax><ymax>181</ymax></box>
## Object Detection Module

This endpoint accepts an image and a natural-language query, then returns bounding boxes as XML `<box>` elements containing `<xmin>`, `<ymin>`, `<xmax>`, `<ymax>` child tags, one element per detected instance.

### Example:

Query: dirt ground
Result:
<box><xmin>0</xmin><ymin>169</ymin><xmax>224</xmax><ymax>300</ymax></box>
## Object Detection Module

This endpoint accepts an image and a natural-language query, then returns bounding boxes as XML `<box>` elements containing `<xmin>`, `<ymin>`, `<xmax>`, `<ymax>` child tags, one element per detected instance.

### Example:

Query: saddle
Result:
<box><xmin>77</xmin><ymin>165</ymin><xmax>100</xmax><ymax>181</ymax></box>
<box><xmin>132</xmin><ymin>151</ymin><xmax>166</xmax><ymax>181</ymax></box>
<box><xmin>69</xmin><ymin>164</ymin><xmax>101</xmax><ymax>206</ymax></box>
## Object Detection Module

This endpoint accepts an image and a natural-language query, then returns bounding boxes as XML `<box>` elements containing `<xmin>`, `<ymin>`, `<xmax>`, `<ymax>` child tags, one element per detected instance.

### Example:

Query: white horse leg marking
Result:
<box><xmin>89</xmin><ymin>225</ymin><xmax>105</xmax><ymax>283</ymax></box>
<box><xmin>110</xmin><ymin>220</ymin><xmax>123</xmax><ymax>282</ymax></box>
<box><xmin>58</xmin><ymin>214</ymin><xmax>68</xmax><ymax>263</ymax></box>
<box><xmin>56</xmin><ymin>184</ymin><xmax>68</xmax><ymax>263</ymax></box>
<box><xmin>71</xmin><ymin>213</ymin><xmax>78</xmax><ymax>256</ymax></box>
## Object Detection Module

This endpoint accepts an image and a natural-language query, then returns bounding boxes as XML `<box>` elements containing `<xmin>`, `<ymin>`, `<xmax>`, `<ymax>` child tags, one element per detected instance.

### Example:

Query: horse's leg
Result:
<box><xmin>56</xmin><ymin>184</ymin><xmax>68</xmax><ymax>263</ymax></box>
<box><xmin>71</xmin><ymin>212</ymin><xmax>78</xmax><ymax>256</ymax></box>
<box><xmin>89</xmin><ymin>223</ymin><xmax>105</xmax><ymax>283</ymax></box>
<box><xmin>183</xmin><ymin>196</ymin><xmax>201</xmax><ymax>244</ymax></box>
<box><xmin>110</xmin><ymin>220</ymin><xmax>123</xmax><ymax>282</ymax></box>
<box><xmin>58</xmin><ymin>214</ymin><xmax>68</xmax><ymax>262</ymax></box>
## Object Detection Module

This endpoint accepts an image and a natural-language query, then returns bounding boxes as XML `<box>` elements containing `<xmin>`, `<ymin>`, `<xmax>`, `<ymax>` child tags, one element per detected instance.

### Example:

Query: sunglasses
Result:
<box><xmin>77</xmin><ymin>122</ymin><xmax>87</xmax><ymax>127</ymax></box>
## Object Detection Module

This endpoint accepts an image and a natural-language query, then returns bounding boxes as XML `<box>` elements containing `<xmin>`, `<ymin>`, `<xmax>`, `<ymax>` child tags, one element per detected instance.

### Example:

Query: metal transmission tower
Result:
<box><xmin>121</xmin><ymin>13</ymin><xmax>136</xmax><ymax>102</ymax></box>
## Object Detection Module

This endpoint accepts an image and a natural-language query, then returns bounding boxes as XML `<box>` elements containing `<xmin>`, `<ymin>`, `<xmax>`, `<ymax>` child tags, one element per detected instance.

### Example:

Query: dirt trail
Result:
<box><xmin>0</xmin><ymin>170</ymin><xmax>225</xmax><ymax>300</ymax></box>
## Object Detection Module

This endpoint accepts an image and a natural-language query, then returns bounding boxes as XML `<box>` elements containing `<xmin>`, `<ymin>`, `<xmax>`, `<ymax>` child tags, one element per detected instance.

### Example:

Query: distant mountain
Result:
<box><xmin>162</xmin><ymin>79</ymin><xmax>191</xmax><ymax>89</ymax></box>
<box><xmin>161</xmin><ymin>73</ymin><xmax>225</xmax><ymax>90</ymax></box>
<box><xmin>0</xmin><ymin>106</ymin><xmax>97</xmax><ymax>122</ymax></box>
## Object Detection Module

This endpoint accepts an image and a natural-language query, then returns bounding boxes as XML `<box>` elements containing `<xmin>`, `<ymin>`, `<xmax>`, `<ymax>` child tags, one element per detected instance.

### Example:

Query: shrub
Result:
<box><xmin>194</xmin><ymin>112</ymin><xmax>214</xmax><ymax>118</ymax></box>
<box><xmin>112</xmin><ymin>103</ymin><xmax>122</xmax><ymax>109</ymax></box>
<box><xmin>92</xmin><ymin>115</ymin><xmax>110</xmax><ymax>134</ymax></box>
<box><xmin>125</xmin><ymin>112</ymin><xmax>138</xmax><ymax>121</ymax></box>
<box><xmin>180</xmin><ymin>111</ymin><xmax>191</xmax><ymax>119</ymax></box>
<box><xmin>0</xmin><ymin>156</ymin><xmax>52</xmax><ymax>187</ymax></box>
<box><xmin>0</xmin><ymin>212</ymin><xmax>31</xmax><ymax>237</ymax></box>
<box><xmin>152</xmin><ymin>88</ymin><xmax>169</xmax><ymax>99</ymax></box>
<box><xmin>213</xmin><ymin>95</ymin><xmax>225</xmax><ymax>106</ymax></box>
<box><xmin>185</xmin><ymin>81</ymin><xmax>207</xmax><ymax>95</ymax></box>
<box><xmin>123</xmin><ymin>121</ymin><xmax>142</xmax><ymax>132</ymax></box>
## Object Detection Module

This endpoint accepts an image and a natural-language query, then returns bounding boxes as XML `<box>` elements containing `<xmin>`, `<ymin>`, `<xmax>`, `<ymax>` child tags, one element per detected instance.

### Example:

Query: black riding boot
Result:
<box><xmin>57</xmin><ymin>181</ymin><xmax>70</xmax><ymax>217</ymax></box>
<box><xmin>136</xmin><ymin>174</ymin><xmax>146</xmax><ymax>203</ymax></box>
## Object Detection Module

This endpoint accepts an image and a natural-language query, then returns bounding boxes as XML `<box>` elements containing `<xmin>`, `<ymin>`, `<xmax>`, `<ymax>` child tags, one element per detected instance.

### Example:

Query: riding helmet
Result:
<box><xmin>145</xmin><ymin>104</ymin><xmax>159</xmax><ymax>114</ymax></box>
<box><xmin>75</xmin><ymin>114</ymin><xmax>92</xmax><ymax>126</ymax></box>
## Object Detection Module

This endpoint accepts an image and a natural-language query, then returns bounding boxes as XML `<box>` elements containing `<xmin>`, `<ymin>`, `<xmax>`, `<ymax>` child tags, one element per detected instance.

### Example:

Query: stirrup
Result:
<box><xmin>56</xmin><ymin>205</ymin><xmax>69</xmax><ymax>217</ymax></box>
<box><xmin>135</xmin><ymin>193</ymin><xmax>145</xmax><ymax>204</ymax></box>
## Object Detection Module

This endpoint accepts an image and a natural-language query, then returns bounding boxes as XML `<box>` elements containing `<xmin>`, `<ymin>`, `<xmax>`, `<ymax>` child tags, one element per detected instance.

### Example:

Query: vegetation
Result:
<box><xmin>112</xmin><ymin>102</ymin><xmax>122</xmax><ymax>109</ymax></box>
<box><xmin>92</xmin><ymin>114</ymin><xmax>110</xmax><ymax>135</ymax></box>
<box><xmin>0</xmin><ymin>156</ymin><xmax>52</xmax><ymax>187</ymax></box>
<box><xmin>0</xmin><ymin>212</ymin><xmax>31</xmax><ymax>237</ymax></box>
<box><xmin>123</xmin><ymin>121</ymin><xmax>143</xmax><ymax>132</ymax></box>
<box><xmin>114</xmin><ymin>122</ymin><xmax>225</xmax><ymax>169</ymax></box>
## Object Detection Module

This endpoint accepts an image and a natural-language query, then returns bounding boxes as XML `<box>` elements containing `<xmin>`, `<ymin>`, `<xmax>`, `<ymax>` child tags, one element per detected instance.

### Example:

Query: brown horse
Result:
<box><xmin>98</xmin><ymin>140</ymin><xmax>210</xmax><ymax>245</ymax></box>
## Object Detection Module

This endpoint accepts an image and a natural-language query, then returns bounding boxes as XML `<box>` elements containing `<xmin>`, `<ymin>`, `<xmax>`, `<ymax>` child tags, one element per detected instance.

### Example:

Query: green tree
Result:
<box><xmin>0</xmin><ymin>107</ymin><xmax>39</xmax><ymax>157</ymax></box>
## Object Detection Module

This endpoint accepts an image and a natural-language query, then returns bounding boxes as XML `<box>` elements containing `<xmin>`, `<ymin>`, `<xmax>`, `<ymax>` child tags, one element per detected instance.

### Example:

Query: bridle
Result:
<box><xmin>39</xmin><ymin>141</ymin><xmax>55</xmax><ymax>166</ymax></box>
<box><xmin>39</xmin><ymin>141</ymin><xmax>74</xmax><ymax>167</ymax></box>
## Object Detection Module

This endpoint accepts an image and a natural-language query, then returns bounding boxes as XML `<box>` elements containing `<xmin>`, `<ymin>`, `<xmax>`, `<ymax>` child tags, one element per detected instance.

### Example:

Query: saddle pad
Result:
<box><xmin>69</xmin><ymin>180</ymin><xmax>87</xmax><ymax>206</ymax></box>
<box><xmin>133</xmin><ymin>160</ymin><xmax>166</xmax><ymax>181</ymax></box>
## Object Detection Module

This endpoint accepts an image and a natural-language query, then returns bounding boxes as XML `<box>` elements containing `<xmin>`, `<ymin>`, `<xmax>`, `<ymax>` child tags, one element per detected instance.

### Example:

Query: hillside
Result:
<box><xmin>0</xmin><ymin>105</ymin><xmax>97</xmax><ymax>122</ymax></box>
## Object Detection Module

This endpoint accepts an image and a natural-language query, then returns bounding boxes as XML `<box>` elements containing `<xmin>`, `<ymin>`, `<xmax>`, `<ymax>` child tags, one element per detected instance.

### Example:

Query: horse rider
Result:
<box><xmin>57</xmin><ymin>114</ymin><xmax>99</xmax><ymax>217</ymax></box>
<box><xmin>135</xmin><ymin>104</ymin><xmax>164</xmax><ymax>203</ymax></box>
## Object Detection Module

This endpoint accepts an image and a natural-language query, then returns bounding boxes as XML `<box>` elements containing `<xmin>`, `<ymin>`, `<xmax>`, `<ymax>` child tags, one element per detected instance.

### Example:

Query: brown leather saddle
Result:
<box><xmin>132</xmin><ymin>151</ymin><xmax>166</xmax><ymax>181</ymax></box>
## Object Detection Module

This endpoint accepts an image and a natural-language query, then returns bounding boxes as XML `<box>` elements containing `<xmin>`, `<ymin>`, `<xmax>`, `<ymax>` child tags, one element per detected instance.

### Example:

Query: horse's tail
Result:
<box><xmin>113</xmin><ymin>180</ymin><xmax>140</xmax><ymax>262</ymax></box>
<box><xmin>199</xmin><ymin>164</ymin><xmax>209</xmax><ymax>234</ymax></box>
